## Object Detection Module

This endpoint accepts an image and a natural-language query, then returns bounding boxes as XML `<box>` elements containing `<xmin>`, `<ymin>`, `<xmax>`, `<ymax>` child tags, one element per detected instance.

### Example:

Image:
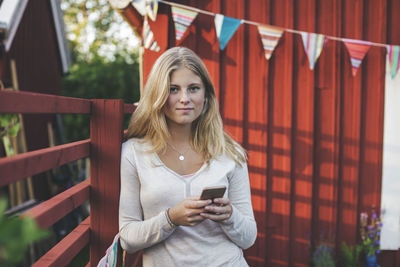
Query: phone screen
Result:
<box><xmin>200</xmin><ymin>186</ymin><xmax>227</xmax><ymax>200</ymax></box>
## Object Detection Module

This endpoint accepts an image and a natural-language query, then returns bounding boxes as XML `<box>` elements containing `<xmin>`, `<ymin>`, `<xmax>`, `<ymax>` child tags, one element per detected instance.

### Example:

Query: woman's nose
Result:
<box><xmin>179</xmin><ymin>89</ymin><xmax>189</xmax><ymax>103</ymax></box>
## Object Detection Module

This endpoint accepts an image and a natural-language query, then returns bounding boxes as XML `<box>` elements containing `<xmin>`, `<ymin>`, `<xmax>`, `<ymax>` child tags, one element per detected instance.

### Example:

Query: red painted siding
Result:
<box><xmin>139</xmin><ymin>0</ymin><xmax>399</xmax><ymax>265</ymax></box>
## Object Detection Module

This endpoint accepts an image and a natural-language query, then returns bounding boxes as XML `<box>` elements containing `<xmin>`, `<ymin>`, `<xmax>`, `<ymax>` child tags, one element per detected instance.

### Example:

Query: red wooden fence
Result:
<box><xmin>0</xmin><ymin>89</ymin><xmax>137</xmax><ymax>266</ymax></box>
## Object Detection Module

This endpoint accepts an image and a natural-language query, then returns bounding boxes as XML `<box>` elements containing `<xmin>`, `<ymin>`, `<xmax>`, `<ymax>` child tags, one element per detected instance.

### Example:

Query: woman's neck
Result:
<box><xmin>167</xmin><ymin>123</ymin><xmax>192</xmax><ymax>145</ymax></box>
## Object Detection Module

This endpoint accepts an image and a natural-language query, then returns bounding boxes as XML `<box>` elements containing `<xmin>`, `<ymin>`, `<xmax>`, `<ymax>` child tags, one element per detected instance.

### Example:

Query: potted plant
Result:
<box><xmin>311</xmin><ymin>243</ymin><xmax>335</xmax><ymax>267</ymax></box>
<box><xmin>360</xmin><ymin>208</ymin><xmax>382</xmax><ymax>267</ymax></box>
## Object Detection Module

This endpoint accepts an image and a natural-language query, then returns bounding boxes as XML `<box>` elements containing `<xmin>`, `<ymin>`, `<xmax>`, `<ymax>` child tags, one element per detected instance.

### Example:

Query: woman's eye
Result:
<box><xmin>189</xmin><ymin>86</ymin><xmax>200</xmax><ymax>92</ymax></box>
<box><xmin>170</xmin><ymin>87</ymin><xmax>178</xmax><ymax>93</ymax></box>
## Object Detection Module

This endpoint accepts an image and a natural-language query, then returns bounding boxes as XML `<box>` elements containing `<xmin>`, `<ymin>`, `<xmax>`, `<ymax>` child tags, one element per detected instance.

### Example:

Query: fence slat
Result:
<box><xmin>90</xmin><ymin>99</ymin><xmax>124</xmax><ymax>266</ymax></box>
<box><xmin>32</xmin><ymin>217</ymin><xmax>90</xmax><ymax>267</ymax></box>
<box><xmin>0</xmin><ymin>139</ymin><xmax>90</xmax><ymax>187</ymax></box>
<box><xmin>0</xmin><ymin>89</ymin><xmax>91</xmax><ymax>114</ymax></box>
<box><xmin>23</xmin><ymin>180</ymin><xmax>90</xmax><ymax>229</ymax></box>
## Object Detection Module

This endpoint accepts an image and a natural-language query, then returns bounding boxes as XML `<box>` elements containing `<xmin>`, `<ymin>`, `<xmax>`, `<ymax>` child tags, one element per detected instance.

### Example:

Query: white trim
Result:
<box><xmin>49</xmin><ymin>0</ymin><xmax>71</xmax><ymax>74</ymax></box>
<box><xmin>0</xmin><ymin>0</ymin><xmax>29</xmax><ymax>51</ymax></box>
<box><xmin>380</xmin><ymin>56</ymin><xmax>400</xmax><ymax>250</ymax></box>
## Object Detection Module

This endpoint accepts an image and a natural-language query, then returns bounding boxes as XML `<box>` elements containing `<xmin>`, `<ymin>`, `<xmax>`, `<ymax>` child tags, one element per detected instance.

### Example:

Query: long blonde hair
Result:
<box><xmin>126</xmin><ymin>47</ymin><xmax>246</xmax><ymax>165</ymax></box>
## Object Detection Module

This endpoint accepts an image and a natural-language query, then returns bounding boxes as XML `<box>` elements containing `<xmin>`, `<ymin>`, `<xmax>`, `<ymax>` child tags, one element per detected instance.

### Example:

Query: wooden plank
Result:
<box><xmin>23</xmin><ymin>180</ymin><xmax>90</xmax><ymax>229</ymax></box>
<box><xmin>266</xmin><ymin>1</ymin><xmax>294</xmax><ymax>265</ymax></box>
<box><xmin>90</xmin><ymin>100</ymin><xmax>124</xmax><ymax>266</ymax></box>
<box><xmin>0</xmin><ymin>139</ymin><xmax>90</xmax><ymax>187</ymax></box>
<box><xmin>124</xmin><ymin>103</ymin><xmax>136</xmax><ymax>114</ymax></box>
<box><xmin>0</xmin><ymin>89</ymin><xmax>91</xmax><ymax>114</ymax></box>
<box><xmin>290</xmin><ymin>1</ymin><xmax>316</xmax><ymax>265</ymax></box>
<box><xmin>32</xmin><ymin>217</ymin><xmax>90</xmax><ymax>267</ymax></box>
<box><xmin>242</xmin><ymin>1</ymin><xmax>269</xmax><ymax>266</ymax></box>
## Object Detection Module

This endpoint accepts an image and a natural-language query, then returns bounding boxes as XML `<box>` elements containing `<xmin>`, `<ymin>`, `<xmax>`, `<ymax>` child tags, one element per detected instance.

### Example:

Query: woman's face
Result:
<box><xmin>163</xmin><ymin>67</ymin><xmax>206</xmax><ymax>127</ymax></box>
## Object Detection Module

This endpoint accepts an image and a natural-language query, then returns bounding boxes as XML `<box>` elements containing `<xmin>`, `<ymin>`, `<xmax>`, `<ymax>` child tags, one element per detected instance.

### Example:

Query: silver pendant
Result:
<box><xmin>179</xmin><ymin>155</ymin><xmax>184</xmax><ymax>161</ymax></box>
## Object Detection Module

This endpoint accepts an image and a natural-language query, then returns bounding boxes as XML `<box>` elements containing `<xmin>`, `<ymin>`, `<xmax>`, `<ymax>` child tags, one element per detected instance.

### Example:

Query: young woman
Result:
<box><xmin>119</xmin><ymin>47</ymin><xmax>257</xmax><ymax>266</ymax></box>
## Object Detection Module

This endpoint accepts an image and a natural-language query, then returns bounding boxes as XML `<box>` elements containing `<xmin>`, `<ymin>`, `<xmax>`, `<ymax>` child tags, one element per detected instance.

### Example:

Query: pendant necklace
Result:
<box><xmin>168</xmin><ymin>143</ymin><xmax>190</xmax><ymax>161</ymax></box>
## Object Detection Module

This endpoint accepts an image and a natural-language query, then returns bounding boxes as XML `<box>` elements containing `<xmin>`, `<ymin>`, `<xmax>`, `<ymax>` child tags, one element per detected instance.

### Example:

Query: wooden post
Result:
<box><xmin>90</xmin><ymin>99</ymin><xmax>124</xmax><ymax>266</ymax></box>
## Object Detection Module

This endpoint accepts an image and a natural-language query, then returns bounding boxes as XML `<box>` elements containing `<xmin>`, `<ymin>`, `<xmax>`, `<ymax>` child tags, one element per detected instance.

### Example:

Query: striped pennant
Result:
<box><xmin>171</xmin><ymin>6</ymin><xmax>198</xmax><ymax>41</ymax></box>
<box><xmin>142</xmin><ymin>17</ymin><xmax>160</xmax><ymax>52</ymax></box>
<box><xmin>387</xmin><ymin>45</ymin><xmax>400</xmax><ymax>79</ymax></box>
<box><xmin>146</xmin><ymin>0</ymin><xmax>159</xmax><ymax>21</ymax></box>
<box><xmin>300</xmin><ymin>32</ymin><xmax>327</xmax><ymax>70</ymax></box>
<box><xmin>343</xmin><ymin>38</ymin><xmax>371</xmax><ymax>76</ymax></box>
<box><xmin>257</xmin><ymin>24</ymin><xmax>284</xmax><ymax>60</ymax></box>
<box><xmin>215</xmin><ymin>14</ymin><xmax>242</xmax><ymax>50</ymax></box>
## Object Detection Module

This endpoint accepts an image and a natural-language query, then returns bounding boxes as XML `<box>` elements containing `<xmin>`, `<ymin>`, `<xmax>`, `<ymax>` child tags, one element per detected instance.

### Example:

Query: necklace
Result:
<box><xmin>168</xmin><ymin>143</ymin><xmax>190</xmax><ymax>161</ymax></box>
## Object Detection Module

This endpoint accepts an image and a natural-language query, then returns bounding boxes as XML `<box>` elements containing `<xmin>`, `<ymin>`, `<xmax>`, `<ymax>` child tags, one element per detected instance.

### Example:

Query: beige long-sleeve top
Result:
<box><xmin>119</xmin><ymin>138</ymin><xmax>257</xmax><ymax>267</ymax></box>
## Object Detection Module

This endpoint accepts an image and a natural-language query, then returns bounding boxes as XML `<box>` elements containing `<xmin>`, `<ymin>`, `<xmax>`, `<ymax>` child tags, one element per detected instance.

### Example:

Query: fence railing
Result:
<box><xmin>0</xmin><ymin>89</ymin><xmax>137</xmax><ymax>266</ymax></box>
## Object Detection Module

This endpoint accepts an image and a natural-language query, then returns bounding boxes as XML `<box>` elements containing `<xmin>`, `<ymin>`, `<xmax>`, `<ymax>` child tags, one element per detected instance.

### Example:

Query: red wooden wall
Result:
<box><xmin>0</xmin><ymin>0</ymin><xmax>64</xmax><ymax>200</ymax></box>
<box><xmin>137</xmin><ymin>0</ymin><xmax>399</xmax><ymax>266</ymax></box>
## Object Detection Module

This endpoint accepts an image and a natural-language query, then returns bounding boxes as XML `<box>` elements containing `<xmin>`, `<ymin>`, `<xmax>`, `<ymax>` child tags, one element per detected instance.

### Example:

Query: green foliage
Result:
<box><xmin>60</xmin><ymin>0</ymin><xmax>140</xmax><ymax>142</ymax></box>
<box><xmin>311</xmin><ymin>244</ymin><xmax>335</xmax><ymax>267</ymax></box>
<box><xmin>0</xmin><ymin>114</ymin><xmax>20</xmax><ymax>138</ymax></box>
<box><xmin>61</xmin><ymin>0</ymin><xmax>139</xmax><ymax>63</ymax></box>
<box><xmin>339</xmin><ymin>242</ymin><xmax>363</xmax><ymax>267</ymax></box>
<box><xmin>61</xmin><ymin>53</ymin><xmax>140</xmax><ymax>142</ymax></box>
<box><xmin>0</xmin><ymin>199</ymin><xmax>49</xmax><ymax>266</ymax></box>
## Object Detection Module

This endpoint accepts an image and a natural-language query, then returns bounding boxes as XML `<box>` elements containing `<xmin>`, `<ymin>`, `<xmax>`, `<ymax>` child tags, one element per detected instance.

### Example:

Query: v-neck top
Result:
<box><xmin>119</xmin><ymin>138</ymin><xmax>257</xmax><ymax>267</ymax></box>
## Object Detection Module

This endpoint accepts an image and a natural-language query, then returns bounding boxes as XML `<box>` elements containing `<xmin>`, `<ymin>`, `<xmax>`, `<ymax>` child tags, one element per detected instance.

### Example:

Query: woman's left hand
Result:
<box><xmin>200</xmin><ymin>197</ymin><xmax>232</xmax><ymax>222</ymax></box>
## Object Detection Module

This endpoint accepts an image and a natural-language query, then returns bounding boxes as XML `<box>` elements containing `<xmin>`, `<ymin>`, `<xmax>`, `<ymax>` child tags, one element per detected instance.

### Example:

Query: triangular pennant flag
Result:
<box><xmin>257</xmin><ymin>24</ymin><xmax>284</xmax><ymax>60</ymax></box>
<box><xmin>300</xmin><ymin>32</ymin><xmax>327</xmax><ymax>70</ymax></box>
<box><xmin>343</xmin><ymin>39</ymin><xmax>371</xmax><ymax>76</ymax></box>
<box><xmin>387</xmin><ymin>45</ymin><xmax>400</xmax><ymax>79</ymax></box>
<box><xmin>146</xmin><ymin>0</ymin><xmax>158</xmax><ymax>21</ymax></box>
<box><xmin>132</xmin><ymin>0</ymin><xmax>147</xmax><ymax>16</ymax></box>
<box><xmin>171</xmin><ymin>6</ymin><xmax>198</xmax><ymax>41</ymax></box>
<box><xmin>142</xmin><ymin>17</ymin><xmax>160</xmax><ymax>52</ymax></box>
<box><xmin>214</xmin><ymin>14</ymin><xmax>242</xmax><ymax>50</ymax></box>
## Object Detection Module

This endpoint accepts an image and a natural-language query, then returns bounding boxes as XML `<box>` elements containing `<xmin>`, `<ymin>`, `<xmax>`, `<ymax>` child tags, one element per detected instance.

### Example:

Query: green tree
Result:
<box><xmin>60</xmin><ymin>0</ymin><xmax>140</xmax><ymax>142</ymax></box>
<box><xmin>61</xmin><ymin>53</ymin><xmax>140</xmax><ymax>141</ymax></box>
<box><xmin>61</xmin><ymin>0</ymin><xmax>139</xmax><ymax>62</ymax></box>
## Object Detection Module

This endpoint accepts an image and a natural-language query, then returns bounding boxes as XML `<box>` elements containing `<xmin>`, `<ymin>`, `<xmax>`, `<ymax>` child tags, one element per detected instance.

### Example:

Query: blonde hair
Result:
<box><xmin>126</xmin><ymin>47</ymin><xmax>246</xmax><ymax>165</ymax></box>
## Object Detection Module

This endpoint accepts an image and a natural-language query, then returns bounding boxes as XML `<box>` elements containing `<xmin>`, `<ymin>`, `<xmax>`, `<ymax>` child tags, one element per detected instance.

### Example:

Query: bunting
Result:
<box><xmin>171</xmin><ymin>6</ymin><xmax>198</xmax><ymax>42</ymax></box>
<box><xmin>146</xmin><ymin>0</ymin><xmax>159</xmax><ymax>21</ymax></box>
<box><xmin>387</xmin><ymin>45</ymin><xmax>400</xmax><ymax>79</ymax></box>
<box><xmin>343</xmin><ymin>39</ymin><xmax>371</xmax><ymax>76</ymax></box>
<box><xmin>145</xmin><ymin>1</ymin><xmax>397</xmax><ymax>78</ymax></box>
<box><xmin>132</xmin><ymin>0</ymin><xmax>147</xmax><ymax>16</ymax></box>
<box><xmin>257</xmin><ymin>25</ymin><xmax>284</xmax><ymax>60</ymax></box>
<box><xmin>214</xmin><ymin>14</ymin><xmax>242</xmax><ymax>50</ymax></box>
<box><xmin>300</xmin><ymin>32</ymin><xmax>327</xmax><ymax>70</ymax></box>
<box><xmin>142</xmin><ymin>17</ymin><xmax>160</xmax><ymax>52</ymax></box>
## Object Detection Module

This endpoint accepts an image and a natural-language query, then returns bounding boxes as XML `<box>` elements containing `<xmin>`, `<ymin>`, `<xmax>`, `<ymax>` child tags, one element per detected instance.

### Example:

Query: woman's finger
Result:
<box><xmin>185</xmin><ymin>199</ymin><xmax>212</xmax><ymax>209</ymax></box>
<box><xmin>213</xmin><ymin>197</ymin><xmax>230</xmax><ymax>205</ymax></box>
<box><xmin>200</xmin><ymin>212</ymin><xmax>230</xmax><ymax>221</ymax></box>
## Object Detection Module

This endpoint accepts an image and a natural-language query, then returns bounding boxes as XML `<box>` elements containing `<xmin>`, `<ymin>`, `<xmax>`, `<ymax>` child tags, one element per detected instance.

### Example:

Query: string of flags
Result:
<box><xmin>136</xmin><ymin>0</ymin><xmax>400</xmax><ymax>79</ymax></box>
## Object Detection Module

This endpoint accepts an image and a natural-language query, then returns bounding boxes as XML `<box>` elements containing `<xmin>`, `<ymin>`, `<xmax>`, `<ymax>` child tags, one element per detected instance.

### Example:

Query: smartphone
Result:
<box><xmin>200</xmin><ymin>186</ymin><xmax>227</xmax><ymax>201</ymax></box>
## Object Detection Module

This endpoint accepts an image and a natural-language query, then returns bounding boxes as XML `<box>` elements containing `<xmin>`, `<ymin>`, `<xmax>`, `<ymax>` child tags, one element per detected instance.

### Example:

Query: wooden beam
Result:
<box><xmin>23</xmin><ymin>180</ymin><xmax>90</xmax><ymax>229</ymax></box>
<box><xmin>0</xmin><ymin>89</ymin><xmax>91</xmax><ymax>114</ymax></box>
<box><xmin>0</xmin><ymin>139</ymin><xmax>90</xmax><ymax>187</ymax></box>
<box><xmin>32</xmin><ymin>217</ymin><xmax>90</xmax><ymax>267</ymax></box>
<box><xmin>90</xmin><ymin>99</ymin><xmax>123</xmax><ymax>266</ymax></box>
<box><xmin>124</xmin><ymin>103</ymin><xmax>136</xmax><ymax>114</ymax></box>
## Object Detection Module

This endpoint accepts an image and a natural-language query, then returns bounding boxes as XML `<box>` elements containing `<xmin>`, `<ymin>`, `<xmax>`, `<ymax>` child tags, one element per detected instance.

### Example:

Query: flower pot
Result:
<box><xmin>365</xmin><ymin>254</ymin><xmax>377</xmax><ymax>267</ymax></box>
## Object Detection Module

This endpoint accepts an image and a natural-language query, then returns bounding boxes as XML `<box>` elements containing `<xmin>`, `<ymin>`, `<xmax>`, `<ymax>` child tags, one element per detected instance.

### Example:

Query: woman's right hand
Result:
<box><xmin>168</xmin><ymin>197</ymin><xmax>212</xmax><ymax>226</ymax></box>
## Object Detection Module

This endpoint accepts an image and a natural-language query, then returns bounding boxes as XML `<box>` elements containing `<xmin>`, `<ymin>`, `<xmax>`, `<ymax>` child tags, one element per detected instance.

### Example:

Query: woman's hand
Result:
<box><xmin>168</xmin><ymin>197</ymin><xmax>212</xmax><ymax>226</ymax></box>
<box><xmin>200</xmin><ymin>197</ymin><xmax>232</xmax><ymax>222</ymax></box>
